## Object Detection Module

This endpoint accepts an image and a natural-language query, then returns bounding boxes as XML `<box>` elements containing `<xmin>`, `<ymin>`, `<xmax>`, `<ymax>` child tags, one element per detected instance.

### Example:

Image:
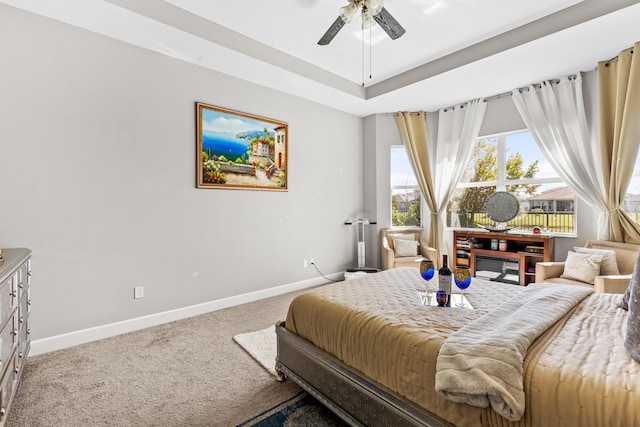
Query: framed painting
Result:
<box><xmin>196</xmin><ymin>102</ymin><xmax>288</xmax><ymax>191</ymax></box>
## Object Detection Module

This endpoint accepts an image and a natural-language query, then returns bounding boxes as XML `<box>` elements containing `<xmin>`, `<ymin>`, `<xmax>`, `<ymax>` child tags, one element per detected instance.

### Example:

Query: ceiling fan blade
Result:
<box><xmin>318</xmin><ymin>16</ymin><xmax>346</xmax><ymax>45</ymax></box>
<box><xmin>372</xmin><ymin>7</ymin><xmax>406</xmax><ymax>40</ymax></box>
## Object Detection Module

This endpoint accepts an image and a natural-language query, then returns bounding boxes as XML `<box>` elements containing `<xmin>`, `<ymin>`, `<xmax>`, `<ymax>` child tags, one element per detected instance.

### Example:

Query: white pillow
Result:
<box><xmin>394</xmin><ymin>239</ymin><xmax>419</xmax><ymax>257</ymax></box>
<box><xmin>573</xmin><ymin>246</ymin><xmax>620</xmax><ymax>275</ymax></box>
<box><xmin>389</xmin><ymin>233</ymin><xmax>415</xmax><ymax>250</ymax></box>
<box><xmin>561</xmin><ymin>251</ymin><xmax>603</xmax><ymax>284</ymax></box>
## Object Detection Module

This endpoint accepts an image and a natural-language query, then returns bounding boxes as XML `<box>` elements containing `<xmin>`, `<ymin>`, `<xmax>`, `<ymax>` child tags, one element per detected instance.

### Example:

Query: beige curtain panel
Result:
<box><xmin>598</xmin><ymin>42</ymin><xmax>640</xmax><ymax>243</ymax></box>
<box><xmin>393</xmin><ymin>112</ymin><xmax>439</xmax><ymax>255</ymax></box>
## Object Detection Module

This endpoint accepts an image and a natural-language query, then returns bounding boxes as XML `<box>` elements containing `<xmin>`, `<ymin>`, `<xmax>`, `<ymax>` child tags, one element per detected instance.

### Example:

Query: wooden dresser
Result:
<box><xmin>0</xmin><ymin>248</ymin><xmax>31</xmax><ymax>425</ymax></box>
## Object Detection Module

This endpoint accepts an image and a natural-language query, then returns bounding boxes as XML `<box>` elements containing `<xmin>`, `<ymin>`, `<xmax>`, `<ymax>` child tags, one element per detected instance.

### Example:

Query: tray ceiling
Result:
<box><xmin>3</xmin><ymin>0</ymin><xmax>640</xmax><ymax>116</ymax></box>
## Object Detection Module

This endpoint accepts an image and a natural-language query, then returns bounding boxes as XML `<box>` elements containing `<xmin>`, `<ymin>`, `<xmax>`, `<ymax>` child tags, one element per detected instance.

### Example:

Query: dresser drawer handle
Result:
<box><xmin>14</xmin><ymin>368</ymin><xmax>18</xmax><ymax>375</ymax></box>
<box><xmin>19</xmin><ymin>317</ymin><xmax>24</xmax><ymax>324</ymax></box>
<box><xmin>0</xmin><ymin>408</ymin><xmax>5</xmax><ymax>416</ymax></box>
<box><xmin>19</xmin><ymin>282</ymin><xmax>23</xmax><ymax>288</ymax></box>
<box><xmin>11</xmin><ymin>329</ymin><xmax>17</xmax><ymax>337</ymax></box>
<box><xmin>9</xmin><ymin>291</ymin><xmax>16</xmax><ymax>297</ymax></box>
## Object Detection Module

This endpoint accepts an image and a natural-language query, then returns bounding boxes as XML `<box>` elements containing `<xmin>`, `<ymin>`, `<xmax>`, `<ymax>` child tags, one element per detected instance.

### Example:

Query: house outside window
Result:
<box><xmin>526</xmin><ymin>187</ymin><xmax>575</xmax><ymax>213</ymax></box>
<box><xmin>447</xmin><ymin>130</ymin><xmax>576</xmax><ymax>235</ymax></box>
<box><xmin>391</xmin><ymin>146</ymin><xmax>421</xmax><ymax>227</ymax></box>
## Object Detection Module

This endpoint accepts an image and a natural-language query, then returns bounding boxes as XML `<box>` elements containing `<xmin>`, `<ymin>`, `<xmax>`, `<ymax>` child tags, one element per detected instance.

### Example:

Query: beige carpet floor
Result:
<box><xmin>6</xmin><ymin>288</ymin><xmax>314</xmax><ymax>427</ymax></box>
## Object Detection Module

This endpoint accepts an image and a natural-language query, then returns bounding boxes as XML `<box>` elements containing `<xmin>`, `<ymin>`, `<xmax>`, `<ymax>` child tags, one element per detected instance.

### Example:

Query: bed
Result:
<box><xmin>275</xmin><ymin>267</ymin><xmax>640</xmax><ymax>427</ymax></box>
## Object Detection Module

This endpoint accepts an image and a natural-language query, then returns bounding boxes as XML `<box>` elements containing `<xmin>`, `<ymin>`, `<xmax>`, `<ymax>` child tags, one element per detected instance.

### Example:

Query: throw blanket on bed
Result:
<box><xmin>435</xmin><ymin>284</ymin><xmax>593</xmax><ymax>422</ymax></box>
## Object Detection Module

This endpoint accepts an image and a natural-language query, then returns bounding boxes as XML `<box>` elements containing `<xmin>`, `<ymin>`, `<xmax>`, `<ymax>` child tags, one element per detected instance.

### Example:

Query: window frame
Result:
<box><xmin>390</xmin><ymin>145</ymin><xmax>423</xmax><ymax>228</ymax></box>
<box><xmin>447</xmin><ymin>129</ymin><xmax>577</xmax><ymax>237</ymax></box>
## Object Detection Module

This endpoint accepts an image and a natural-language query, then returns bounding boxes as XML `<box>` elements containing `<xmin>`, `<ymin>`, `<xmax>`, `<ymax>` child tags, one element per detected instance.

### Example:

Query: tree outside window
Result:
<box><xmin>391</xmin><ymin>147</ymin><xmax>421</xmax><ymax>227</ymax></box>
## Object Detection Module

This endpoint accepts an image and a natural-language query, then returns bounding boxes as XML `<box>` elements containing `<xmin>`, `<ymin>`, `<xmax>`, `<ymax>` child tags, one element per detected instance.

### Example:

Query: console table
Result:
<box><xmin>453</xmin><ymin>230</ymin><xmax>554</xmax><ymax>286</ymax></box>
<box><xmin>0</xmin><ymin>248</ymin><xmax>31</xmax><ymax>425</ymax></box>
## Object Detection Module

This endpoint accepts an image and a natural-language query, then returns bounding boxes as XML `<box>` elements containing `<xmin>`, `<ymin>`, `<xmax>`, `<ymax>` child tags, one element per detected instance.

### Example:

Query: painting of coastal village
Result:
<box><xmin>196</xmin><ymin>103</ymin><xmax>287</xmax><ymax>191</ymax></box>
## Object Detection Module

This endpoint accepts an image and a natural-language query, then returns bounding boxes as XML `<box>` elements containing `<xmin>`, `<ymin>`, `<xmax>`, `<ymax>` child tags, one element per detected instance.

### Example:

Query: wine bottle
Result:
<box><xmin>438</xmin><ymin>254</ymin><xmax>452</xmax><ymax>307</ymax></box>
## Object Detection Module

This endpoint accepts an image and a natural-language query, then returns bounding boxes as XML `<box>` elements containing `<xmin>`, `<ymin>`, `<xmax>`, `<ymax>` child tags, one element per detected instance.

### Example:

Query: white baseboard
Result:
<box><xmin>30</xmin><ymin>272</ymin><xmax>343</xmax><ymax>356</ymax></box>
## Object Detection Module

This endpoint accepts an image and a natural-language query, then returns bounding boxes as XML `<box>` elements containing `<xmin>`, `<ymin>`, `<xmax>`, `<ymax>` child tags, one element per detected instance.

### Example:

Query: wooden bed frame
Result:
<box><xmin>275</xmin><ymin>321</ymin><xmax>452</xmax><ymax>427</ymax></box>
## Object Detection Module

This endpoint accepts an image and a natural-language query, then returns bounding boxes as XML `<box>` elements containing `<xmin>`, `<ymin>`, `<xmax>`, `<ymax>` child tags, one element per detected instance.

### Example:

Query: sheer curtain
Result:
<box><xmin>598</xmin><ymin>42</ymin><xmax>640</xmax><ymax>243</ymax></box>
<box><xmin>511</xmin><ymin>74</ymin><xmax>610</xmax><ymax>239</ymax></box>
<box><xmin>394</xmin><ymin>99</ymin><xmax>486</xmax><ymax>259</ymax></box>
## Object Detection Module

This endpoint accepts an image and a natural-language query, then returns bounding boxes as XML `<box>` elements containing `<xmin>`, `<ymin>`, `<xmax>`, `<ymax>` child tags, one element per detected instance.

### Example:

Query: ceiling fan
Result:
<box><xmin>318</xmin><ymin>0</ymin><xmax>406</xmax><ymax>46</ymax></box>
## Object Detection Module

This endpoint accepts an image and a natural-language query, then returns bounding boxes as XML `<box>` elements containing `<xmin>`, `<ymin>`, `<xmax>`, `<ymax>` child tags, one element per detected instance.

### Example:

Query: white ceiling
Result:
<box><xmin>4</xmin><ymin>0</ymin><xmax>640</xmax><ymax>116</ymax></box>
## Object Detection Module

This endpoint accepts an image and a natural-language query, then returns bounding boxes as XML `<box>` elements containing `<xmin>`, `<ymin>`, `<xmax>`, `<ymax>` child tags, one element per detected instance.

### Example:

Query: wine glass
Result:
<box><xmin>419</xmin><ymin>259</ymin><xmax>435</xmax><ymax>302</ymax></box>
<box><xmin>453</xmin><ymin>266</ymin><xmax>471</xmax><ymax>307</ymax></box>
<box><xmin>435</xmin><ymin>290</ymin><xmax>449</xmax><ymax>307</ymax></box>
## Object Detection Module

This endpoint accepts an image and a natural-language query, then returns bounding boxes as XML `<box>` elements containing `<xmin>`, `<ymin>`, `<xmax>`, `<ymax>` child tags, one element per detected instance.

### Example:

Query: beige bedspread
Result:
<box><xmin>284</xmin><ymin>267</ymin><xmax>640</xmax><ymax>427</ymax></box>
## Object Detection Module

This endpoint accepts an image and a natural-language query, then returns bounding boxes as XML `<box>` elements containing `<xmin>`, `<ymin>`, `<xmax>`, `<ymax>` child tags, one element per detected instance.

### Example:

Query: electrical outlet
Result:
<box><xmin>309</xmin><ymin>258</ymin><xmax>315</xmax><ymax>265</ymax></box>
<box><xmin>303</xmin><ymin>259</ymin><xmax>309</xmax><ymax>268</ymax></box>
<box><xmin>134</xmin><ymin>286</ymin><xmax>144</xmax><ymax>299</ymax></box>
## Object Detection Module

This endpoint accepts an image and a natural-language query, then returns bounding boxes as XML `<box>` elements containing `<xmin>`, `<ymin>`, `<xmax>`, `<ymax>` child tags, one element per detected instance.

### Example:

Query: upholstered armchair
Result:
<box><xmin>535</xmin><ymin>239</ymin><xmax>640</xmax><ymax>293</ymax></box>
<box><xmin>380</xmin><ymin>228</ymin><xmax>437</xmax><ymax>270</ymax></box>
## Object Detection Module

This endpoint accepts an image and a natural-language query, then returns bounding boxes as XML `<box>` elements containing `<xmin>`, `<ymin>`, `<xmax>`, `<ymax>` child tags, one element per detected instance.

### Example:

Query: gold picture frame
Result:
<box><xmin>196</xmin><ymin>102</ymin><xmax>288</xmax><ymax>191</ymax></box>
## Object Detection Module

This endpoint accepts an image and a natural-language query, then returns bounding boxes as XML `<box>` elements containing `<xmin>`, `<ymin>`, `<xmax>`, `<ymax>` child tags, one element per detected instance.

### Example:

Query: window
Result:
<box><xmin>390</xmin><ymin>146</ymin><xmax>421</xmax><ymax>227</ymax></box>
<box><xmin>624</xmin><ymin>148</ymin><xmax>640</xmax><ymax>225</ymax></box>
<box><xmin>447</xmin><ymin>130</ymin><xmax>576</xmax><ymax>235</ymax></box>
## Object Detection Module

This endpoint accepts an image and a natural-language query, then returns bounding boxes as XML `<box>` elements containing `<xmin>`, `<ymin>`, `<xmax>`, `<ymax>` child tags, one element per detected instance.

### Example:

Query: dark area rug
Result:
<box><xmin>237</xmin><ymin>391</ymin><xmax>348</xmax><ymax>426</ymax></box>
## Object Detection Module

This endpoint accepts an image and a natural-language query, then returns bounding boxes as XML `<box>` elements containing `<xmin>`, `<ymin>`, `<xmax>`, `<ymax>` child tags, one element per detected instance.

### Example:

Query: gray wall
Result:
<box><xmin>0</xmin><ymin>6</ymin><xmax>363</xmax><ymax>340</ymax></box>
<box><xmin>365</xmin><ymin>92</ymin><xmax>600</xmax><ymax>267</ymax></box>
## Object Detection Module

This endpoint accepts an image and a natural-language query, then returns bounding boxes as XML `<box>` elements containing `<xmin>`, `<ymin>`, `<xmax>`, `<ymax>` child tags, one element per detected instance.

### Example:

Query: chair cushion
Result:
<box><xmin>395</xmin><ymin>239</ymin><xmax>419</xmax><ymax>257</ymax></box>
<box><xmin>561</xmin><ymin>251</ymin><xmax>603</xmax><ymax>284</ymax></box>
<box><xmin>574</xmin><ymin>246</ymin><xmax>620</xmax><ymax>275</ymax></box>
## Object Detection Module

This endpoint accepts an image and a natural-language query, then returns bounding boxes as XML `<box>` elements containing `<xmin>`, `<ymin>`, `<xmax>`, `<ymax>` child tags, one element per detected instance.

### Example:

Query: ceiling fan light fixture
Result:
<box><xmin>318</xmin><ymin>0</ymin><xmax>405</xmax><ymax>45</ymax></box>
<box><xmin>368</xmin><ymin>0</ymin><xmax>384</xmax><ymax>16</ymax></box>
<box><xmin>340</xmin><ymin>3</ymin><xmax>359</xmax><ymax>23</ymax></box>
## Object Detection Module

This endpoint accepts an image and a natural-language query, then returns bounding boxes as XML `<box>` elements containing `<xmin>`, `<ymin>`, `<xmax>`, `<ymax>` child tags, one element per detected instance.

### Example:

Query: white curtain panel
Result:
<box><xmin>427</xmin><ymin>99</ymin><xmax>487</xmax><ymax>254</ymax></box>
<box><xmin>512</xmin><ymin>74</ymin><xmax>609</xmax><ymax>239</ymax></box>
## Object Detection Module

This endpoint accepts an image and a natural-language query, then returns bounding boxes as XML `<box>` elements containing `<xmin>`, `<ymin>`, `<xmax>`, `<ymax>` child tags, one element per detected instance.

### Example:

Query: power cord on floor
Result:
<box><xmin>311</xmin><ymin>261</ymin><xmax>342</xmax><ymax>282</ymax></box>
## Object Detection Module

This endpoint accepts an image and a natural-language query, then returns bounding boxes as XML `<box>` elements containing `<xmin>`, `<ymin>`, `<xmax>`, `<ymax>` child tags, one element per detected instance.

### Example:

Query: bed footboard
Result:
<box><xmin>275</xmin><ymin>321</ymin><xmax>452</xmax><ymax>427</ymax></box>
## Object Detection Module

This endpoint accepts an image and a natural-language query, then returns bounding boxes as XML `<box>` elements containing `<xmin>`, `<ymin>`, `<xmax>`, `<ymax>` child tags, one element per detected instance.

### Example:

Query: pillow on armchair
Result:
<box><xmin>395</xmin><ymin>239</ymin><xmax>419</xmax><ymax>257</ymax></box>
<box><xmin>573</xmin><ymin>246</ymin><xmax>620</xmax><ymax>275</ymax></box>
<box><xmin>389</xmin><ymin>233</ymin><xmax>415</xmax><ymax>246</ymax></box>
<box><xmin>560</xmin><ymin>251</ymin><xmax>603</xmax><ymax>284</ymax></box>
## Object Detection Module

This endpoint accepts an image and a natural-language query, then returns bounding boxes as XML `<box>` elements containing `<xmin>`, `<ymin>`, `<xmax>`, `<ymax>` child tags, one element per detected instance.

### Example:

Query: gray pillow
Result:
<box><xmin>621</xmin><ymin>285</ymin><xmax>631</xmax><ymax>311</ymax></box>
<box><xmin>620</xmin><ymin>254</ymin><xmax>640</xmax><ymax>310</ymax></box>
<box><xmin>624</xmin><ymin>255</ymin><xmax>640</xmax><ymax>362</ymax></box>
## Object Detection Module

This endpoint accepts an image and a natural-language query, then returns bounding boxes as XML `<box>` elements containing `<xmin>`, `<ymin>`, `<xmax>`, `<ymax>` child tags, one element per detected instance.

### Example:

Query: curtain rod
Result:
<box><xmin>383</xmin><ymin>72</ymin><xmax>584</xmax><ymax>116</ymax></box>
<box><xmin>602</xmin><ymin>48</ymin><xmax>634</xmax><ymax>67</ymax></box>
